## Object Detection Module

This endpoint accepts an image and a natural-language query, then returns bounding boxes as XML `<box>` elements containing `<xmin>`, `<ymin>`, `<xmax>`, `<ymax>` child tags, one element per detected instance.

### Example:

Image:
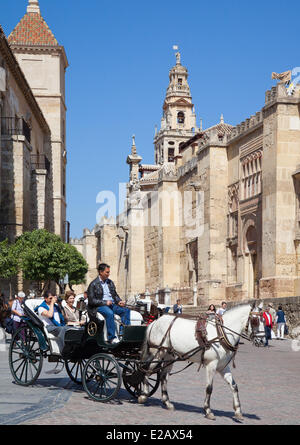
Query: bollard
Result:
<box><xmin>164</xmin><ymin>285</ymin><xmax>171</xmax><ymax>307</ymax></box>
<box><xmin>193</xmin><ymin>285</ymin><xmax>197</xmax><ymax>306</ymax></box>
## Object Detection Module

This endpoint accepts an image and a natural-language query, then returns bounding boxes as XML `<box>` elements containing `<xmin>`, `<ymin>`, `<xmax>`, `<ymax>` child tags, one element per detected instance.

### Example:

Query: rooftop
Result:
<box><xmin>8</xmin><ymin>0</ymin><xmax>58</xmax><ymax>47</ymax></box>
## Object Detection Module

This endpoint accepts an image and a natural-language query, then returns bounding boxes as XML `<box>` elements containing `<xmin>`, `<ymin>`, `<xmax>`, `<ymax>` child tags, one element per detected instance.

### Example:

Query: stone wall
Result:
<box><xmin>227</xmin><ymin>296</ymin><xmax>300</xmax><ymax>337</ymax></box>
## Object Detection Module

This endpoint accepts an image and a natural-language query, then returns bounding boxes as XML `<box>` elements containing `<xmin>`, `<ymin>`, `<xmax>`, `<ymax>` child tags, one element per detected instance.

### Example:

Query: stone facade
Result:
<box><xmin>72</xmin><ymin>55</ymin><xmax>300</xmax><ymax>308</ymax></box>
<box><xmin>0</xmin><ymin>1</ymin><xmax>68</xmax><ymax>295</ymax></box>
<box><xmin>8</xmin><ymin>0</ymin><xmax>68</xmax><ymax>240</ymax></box>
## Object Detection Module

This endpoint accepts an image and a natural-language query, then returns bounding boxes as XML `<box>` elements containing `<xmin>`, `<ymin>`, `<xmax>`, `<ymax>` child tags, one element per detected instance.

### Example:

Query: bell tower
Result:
<box><xmin>154</xmin><ymin>49</ymin><xmax>197</xmax><ymax>164</ymax></box>
<box><xmin>8</xmin><ymin>0</ymin><xmax>69</xmax><ymax>240</ymax></box>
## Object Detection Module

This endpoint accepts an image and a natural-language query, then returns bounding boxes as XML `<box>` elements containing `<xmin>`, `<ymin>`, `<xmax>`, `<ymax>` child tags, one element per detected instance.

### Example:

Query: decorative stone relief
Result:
<box><xmin>228</xmin><ymin>182</ymin><xmax>239</xmax><ymax>212</ymax></box>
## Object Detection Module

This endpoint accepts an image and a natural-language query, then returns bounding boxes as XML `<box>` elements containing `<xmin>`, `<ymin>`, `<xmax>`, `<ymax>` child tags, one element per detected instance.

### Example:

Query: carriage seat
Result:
<box><xmin>24</xmin><ymin>299</ymin><xmax>66</xmax><ymax>355</ymax></box>
<box><xmin>84</xmin><ymin>307</ymin><xmax>144</xmax><ymax>342</ymax></box>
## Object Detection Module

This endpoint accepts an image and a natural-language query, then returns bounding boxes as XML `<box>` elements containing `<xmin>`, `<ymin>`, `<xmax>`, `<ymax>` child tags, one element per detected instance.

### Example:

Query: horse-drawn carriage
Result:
<box><xmin>8</xmin><ymin>297</ymin><xmax>264</xmax><ymax>420</ymax></box>
<box><xmin>8</xmin><ymin>297</ymin><xmax>160</xmax><ymax>402</ymax></box>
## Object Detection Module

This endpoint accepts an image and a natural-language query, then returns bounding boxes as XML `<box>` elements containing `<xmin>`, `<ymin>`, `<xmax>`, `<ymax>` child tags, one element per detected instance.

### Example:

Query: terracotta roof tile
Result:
<box><xmin>204</xmin><ymin>122</ymin><xmax>233</xmax><ymax>135</ymax></box>
<box><xmin>8</xmin><ymin>12</ymin><xmax>58</xmax><ymax>47</ymax></box>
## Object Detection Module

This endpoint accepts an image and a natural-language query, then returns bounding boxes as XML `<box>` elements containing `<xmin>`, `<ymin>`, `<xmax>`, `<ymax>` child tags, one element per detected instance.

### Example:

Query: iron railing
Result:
<box><xmin>31</xmin><ymin>154</ymin><xmax>51</xmax><ymax>173</ymax></box>
<box><xmin>1</xmin><ymin>117</ymin><xmax>31</xmax><ymax>143</ymax></box>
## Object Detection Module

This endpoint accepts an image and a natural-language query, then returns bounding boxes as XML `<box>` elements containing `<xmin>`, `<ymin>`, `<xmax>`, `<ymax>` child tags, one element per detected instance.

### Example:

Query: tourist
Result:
<box><xmin>276</xmin><ymin>305</ymin><xmax>286</xmax><ymax>340</ymax></box>
<box><xmin>262</xmin><ymin>306</ymin><xmax>273</xmax><ymax>347</ymax></box>
<box><xmin>206</xmin><ymin>304</ymin><xmax>217</xmax><ymax>321</ymax></box>
<box><xmin>11</xmin><ymin>291</ymin><xmax>25</xmax><ymax>334</ymax></box>
<box><xmin>267</xmin><ymin>303</ymin><xmax>276</xmax><ymax>323</ymax></box>
<box><xmin>64</xmin><ymin>291</ymin><xmax>85</xmax><ymax>326</ymax></box>
<box><xmin>83</xmin><ymin>291</ymin><xmax>88</xmax><ymax>305</ymax></box>
<box><xmin>216</xmin><ymin>301</ymin><xmax>227</xmax><ymax>317</ymax></box>
<box><xmin>173</xmin><ymin>299</ymin><xmax>183</xmax><ymax>315</ymax></box>
<box><xmin>36</xmin><ymin>290</ymin><xmax>67</xmax><ymax>348</ymax></box>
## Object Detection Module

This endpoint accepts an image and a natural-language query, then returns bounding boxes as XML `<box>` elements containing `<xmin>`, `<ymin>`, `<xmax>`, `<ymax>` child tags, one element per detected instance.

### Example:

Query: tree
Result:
<box><xmin>0</xmin><ymin>239</ymin><xmax>20</xmax><ymax>297</ymax></box>
<box><xmin>13</xmin><ymin>229</ymin><xmax>88</xmax><ymax>292</ymax></box>
<box><xmin>0</xmin><ymin>239</ymin><xmax>19</xmax><ymax>279</ymax></box>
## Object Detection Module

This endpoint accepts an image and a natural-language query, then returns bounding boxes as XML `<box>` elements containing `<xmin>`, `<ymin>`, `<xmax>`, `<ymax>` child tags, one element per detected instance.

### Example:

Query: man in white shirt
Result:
<box><xmin>216</xmin><ymin>301</ymin><xmax>227</xmax><ymax>317</ymax></box>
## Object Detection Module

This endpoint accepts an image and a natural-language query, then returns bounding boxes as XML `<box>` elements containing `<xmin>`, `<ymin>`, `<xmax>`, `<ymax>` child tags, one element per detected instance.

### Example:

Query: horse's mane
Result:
<box><xmin>226</xmin><ymin>302</ymin><xmax>252</xmax><ymax>310</ymax></box>
<box><xmin>223</xmin><ymin>302</ymin><xmax>252</xmax><ymax>317</ymax></box>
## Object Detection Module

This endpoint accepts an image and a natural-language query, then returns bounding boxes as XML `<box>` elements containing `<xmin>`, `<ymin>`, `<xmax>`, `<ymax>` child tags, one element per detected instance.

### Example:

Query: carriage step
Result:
<box><xmin>48</xmin><ymin>355</ymin><xmax>61</xmax><ymax>363</ymax></box>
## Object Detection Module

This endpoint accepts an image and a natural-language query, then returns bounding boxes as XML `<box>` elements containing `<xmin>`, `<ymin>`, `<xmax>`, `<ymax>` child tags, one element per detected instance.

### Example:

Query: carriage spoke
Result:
<box><xmin>91</xmin><ymin>381</ymin><xmax>102</xmax><ymax>396</ymax></box>
<box><xmin>83</xmin><ymin>354</ymin><xmax>121</xmax><ymax>402</ymax></box>
<box><xmin>19</xmin><ymin>359</ymin><xmax>27</xmax><ymax>382</ymax></box>
<box><xmin>9</xmin><ymin>326</ymin><xmax>43</xmax><ymax>386</ymax></box>
<box><xmin>122</xmin><ymin>359</ymin><xmax>160</xmax><ymax>399</ymax></box>
<box><xmin>14</xmin><ymin>357</ymin><xmax>26</xmax><ymax>375</ymax></box>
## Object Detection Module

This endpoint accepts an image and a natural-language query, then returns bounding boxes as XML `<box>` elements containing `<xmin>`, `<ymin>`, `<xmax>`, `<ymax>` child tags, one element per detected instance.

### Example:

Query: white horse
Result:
<box><xmin>138</xmin><ymin>303</ymin><xmax>255</xmax><ymax>421</ymax></box>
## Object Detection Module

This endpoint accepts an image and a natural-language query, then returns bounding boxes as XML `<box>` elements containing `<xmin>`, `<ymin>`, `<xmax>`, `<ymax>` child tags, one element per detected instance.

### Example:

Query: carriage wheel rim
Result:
<box><xmin>82</xmin><ymin>354</ymin><xmax>121</xmax><ymax>402</ymax></box>
<box><xmin>9</xmin><ymin>326</ymin><xmax>43</xmax><ymax>386</ymax></box>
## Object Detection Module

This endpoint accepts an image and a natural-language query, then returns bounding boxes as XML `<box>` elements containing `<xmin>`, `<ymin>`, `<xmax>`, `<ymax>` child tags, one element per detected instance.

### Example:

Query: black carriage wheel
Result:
<box><xmin>122</xmin><ymin>360</ymin><xmax>160</xmax><ymax>399</ymax></box>
<box><xmin>9</xmin><ymin>325</ymin><xmax>43</xmax><ymax>386</ymax></box>
<box><xmin>82</xmin><ymin>354</ymin><xmax>121</xmax><ymax>402</ymax></box>
<box><xmin>65</xmin><ymin>358</ymin><xmax>88</xmax><ymax>385</ymax></box>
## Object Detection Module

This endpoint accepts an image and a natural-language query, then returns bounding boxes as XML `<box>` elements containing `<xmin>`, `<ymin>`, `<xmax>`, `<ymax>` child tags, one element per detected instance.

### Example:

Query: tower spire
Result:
<box><xmin>27</xmin><ymin>0</ymin><xmax>40</xmax><ymax>14</ymax></box>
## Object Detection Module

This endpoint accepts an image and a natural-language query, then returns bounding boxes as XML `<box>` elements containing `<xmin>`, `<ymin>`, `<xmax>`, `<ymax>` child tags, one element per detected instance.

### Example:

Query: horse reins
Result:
<box><xmin>140</xmin><ymin>311</ymin><xmax>254</xmax><ymax>376</ymax></box>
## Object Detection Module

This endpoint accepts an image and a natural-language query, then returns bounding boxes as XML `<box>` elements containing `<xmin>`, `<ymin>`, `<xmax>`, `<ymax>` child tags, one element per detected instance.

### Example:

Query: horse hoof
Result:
<box><xmin>234</xmin><ymin>413</ymin><xmax>244</xmax><ymax>421</ymax></box>
<box><xmin>138</xmin><ymin>395</ymin><xmax>147</xmax><ymax>404</ymax></box>
<box><xmin>205</xmin><ymin>412</ymin><xmax>216</xmax><ymax>421</ymax></box>
<box><xmin>165</xmin><ymin>402</ymin><xmax>175</xmax><ymax>411</ymax></box>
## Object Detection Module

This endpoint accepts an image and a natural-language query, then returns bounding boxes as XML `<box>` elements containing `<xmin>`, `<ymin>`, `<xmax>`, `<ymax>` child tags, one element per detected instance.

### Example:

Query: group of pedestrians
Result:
<box><xmin>261</xmin><ymin>303</ymin><xmax>287</xmax><ymax>347</ymax></box>
<box><xmin>206</xmin><ymin>301</ymin><xmax>227</xmax><ymax>320</ymax></box>
<box><xmin>172</xmin><ymin>299</ymin><xmax>228</xmax><ymax>321</ymax></box>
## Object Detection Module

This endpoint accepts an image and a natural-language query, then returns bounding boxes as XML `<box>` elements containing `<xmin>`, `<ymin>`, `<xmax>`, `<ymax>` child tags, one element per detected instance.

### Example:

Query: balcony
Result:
<box><xmin>31</xmin><ymin>154</ymin><xmax>51</xmax><ymax>173</ymax></box>
<box><xmin>1</xmin><ymin>117</ymin><xmax>31</xmax><ymax>143</ymax></box>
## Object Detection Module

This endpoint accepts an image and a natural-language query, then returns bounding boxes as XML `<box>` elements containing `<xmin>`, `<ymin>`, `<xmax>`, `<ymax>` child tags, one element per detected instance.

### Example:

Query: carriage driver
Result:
<box><xmin>87</xmin><ymin>263</ymin><xmax>131</xmax><ymax>344</ymax></box>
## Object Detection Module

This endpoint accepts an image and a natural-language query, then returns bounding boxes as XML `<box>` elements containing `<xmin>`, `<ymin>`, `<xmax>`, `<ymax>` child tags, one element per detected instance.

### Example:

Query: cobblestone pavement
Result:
<box><xmin>1</xmin><ymin>336</ymin><xmax>300</xmax><ymax>426</ymax></box>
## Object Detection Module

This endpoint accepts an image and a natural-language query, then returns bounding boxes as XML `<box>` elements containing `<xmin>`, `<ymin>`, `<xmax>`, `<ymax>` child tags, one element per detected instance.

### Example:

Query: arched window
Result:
<box><xmin>177</xmin><ymin>111</ymin><xmax>185</xmax><ymax>124</ymax></box>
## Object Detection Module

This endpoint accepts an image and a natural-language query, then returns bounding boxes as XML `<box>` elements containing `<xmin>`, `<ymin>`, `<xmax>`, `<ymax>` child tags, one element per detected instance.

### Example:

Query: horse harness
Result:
<box><xmin>141</xmin><ymin>312</ymin><xmax>252</xmax><ymax>376</ymax></box>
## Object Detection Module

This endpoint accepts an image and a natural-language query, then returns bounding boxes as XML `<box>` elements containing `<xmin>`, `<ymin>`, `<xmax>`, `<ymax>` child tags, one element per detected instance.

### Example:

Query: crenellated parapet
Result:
<box><xmin>69</xmin><ymin>237</ymin><xmax>84</xmax><ymax>245</ymax></box>
<box><xmin>227</xmin><ymin>111</ymin><xmax>263</xmax><ymax>143</ymax></box>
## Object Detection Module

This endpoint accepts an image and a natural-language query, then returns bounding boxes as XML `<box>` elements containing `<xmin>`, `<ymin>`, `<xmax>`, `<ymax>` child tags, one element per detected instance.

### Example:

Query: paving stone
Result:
<box><xmin>0</xmin><ymin>338</ymin><xmax>299</xmax><ymax>425</ymax></box>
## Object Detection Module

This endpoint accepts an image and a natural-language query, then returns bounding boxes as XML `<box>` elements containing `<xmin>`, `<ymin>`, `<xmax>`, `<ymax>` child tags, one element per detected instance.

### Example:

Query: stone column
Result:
<box><xmin>31</xmin><ymin>169</ymin><xmax>47</xmax><ymax>229</ymax></box>
<box><xmin>261</xmin><ymin>86</ymin><xmax>300</xmax><ymax>298</ymax></box>
<box><xmin>197</xmin><ymin>139</ymin><xmax>228</xmax><ymax>305</ymax></box>
<box><xmin>157</xmin><ymin>164</ymin><xmax>181</xmax><ymax>290</ymax></box>
<box><xmin>127</xmin><ymin>201</ymin><xmax>145</xmax><ymax>298</ymax></box>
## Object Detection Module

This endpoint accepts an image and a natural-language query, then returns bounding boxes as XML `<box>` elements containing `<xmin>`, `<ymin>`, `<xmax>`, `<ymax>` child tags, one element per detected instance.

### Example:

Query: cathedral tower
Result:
<box><xmin>154</xmin><ymin>50</ymin><xmax>197</xmax><ymax>164</ymax></box>
<box><xmin>8</xmin><ymin>0</ymin><xmax>69</xmax><ymax>240</ymax></box>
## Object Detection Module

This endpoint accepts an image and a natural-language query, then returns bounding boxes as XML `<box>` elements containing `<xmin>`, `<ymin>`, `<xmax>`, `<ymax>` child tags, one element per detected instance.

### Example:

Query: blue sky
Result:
<box><xmin>2</xmin><ymin>0</ymin><xmax>300</xmax><ymax>238</ymax></box>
